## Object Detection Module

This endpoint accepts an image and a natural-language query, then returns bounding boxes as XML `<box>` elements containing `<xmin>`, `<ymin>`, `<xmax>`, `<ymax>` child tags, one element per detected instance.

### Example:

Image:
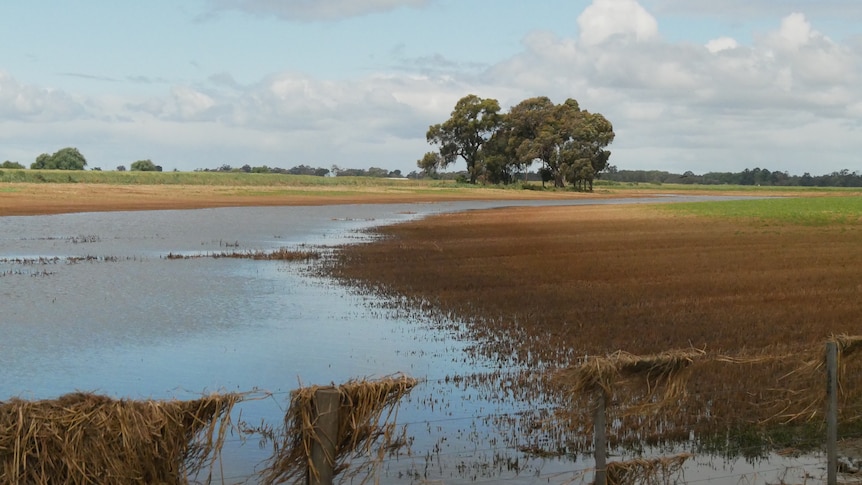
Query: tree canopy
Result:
<box><xmin>422</xmin><ymin>94</ymin><xmax>614</xmax><ymax>190</ymax></box>
<box><xmin>31</xmin><ymin>147</ymin><xmax>87</xmax><ymax>170</ymax></box>
<box><xmin>426</xmin><ymin>94</ymin><xmax>502</xmax><ymax>184</ymax></box>
<box><xmin>130</xmin><ymin>159</ymin><xmax>162</xmax><ymax>172</ymax></box>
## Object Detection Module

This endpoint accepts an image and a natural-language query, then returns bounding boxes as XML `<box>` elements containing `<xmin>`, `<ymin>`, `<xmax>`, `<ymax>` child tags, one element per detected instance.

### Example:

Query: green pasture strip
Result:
<box><xmin>0</xmin><ymin>169</ymin><xmax>534</xmax><ymax>196</ymax></box>
<box><xmin>658</xmin><ymin>196</ymin><xmax>862</xmax><ymax>226</ymax></box>
<box><xmin>595</xmin><ymin>180</ymin><xmax>862</xmax><ymax>194</ymax></box>
<box><xmin>0</xmin><ymin>169</ymin><xmax>444</xmax><ymax>188</ymax></box>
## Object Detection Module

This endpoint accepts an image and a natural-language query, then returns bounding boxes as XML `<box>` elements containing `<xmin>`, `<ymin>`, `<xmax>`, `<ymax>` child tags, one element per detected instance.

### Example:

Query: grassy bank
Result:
<box><xmin>3</xmin><ymin>169</ymin><xmax>860</xmax><ymax>194</ymax></box>
<box><xmin>596</xmin><ymin>179</ymin><xmax>862</xmax><ymax>195</ymax></box>
<box><xmin>0</xmin><ymin>168</ymin><xmax>442</xmax><ymax>187</ymax></box>
<box><xmin>3</xmin><ymin>169</ymin><xmax>859</xmax><ymax>218</ymax></box>
<box><xmin>661</xmin><ymin>195</ymin><xmax>862</xmax><ymax>225</ymax></box>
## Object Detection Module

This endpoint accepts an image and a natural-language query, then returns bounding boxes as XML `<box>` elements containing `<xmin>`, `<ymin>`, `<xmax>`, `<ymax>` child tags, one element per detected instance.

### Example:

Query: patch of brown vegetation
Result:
<box><xmin>329</xmin><ymin>204</ymin><xmax>862</xmax><ymax>444</ymax></box>
<box><xmin>332</xmin><ymin>205</ymin><xmax>862</xmax><ymax>356</ymax></box>
<box><xmin>605</xmin><ymin>452</ymin><xmax>693</xmax><ymax>485</ymax></box>
<box><xmin>259</xmin><ymin>375</ymin><xmax>417</xmax><ymax>485</ymax></box>
<box><xmin>0</xmin><ymin>392</ymin><xmax>239</xmax><ymax>484</ymax></box>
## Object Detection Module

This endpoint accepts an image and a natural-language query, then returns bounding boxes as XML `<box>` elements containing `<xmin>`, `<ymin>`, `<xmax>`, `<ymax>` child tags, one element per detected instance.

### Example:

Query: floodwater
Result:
<box><xmin>0</xmin><ymin>197</ymin><xmax>828</xmax><ymax>484</ymax></box>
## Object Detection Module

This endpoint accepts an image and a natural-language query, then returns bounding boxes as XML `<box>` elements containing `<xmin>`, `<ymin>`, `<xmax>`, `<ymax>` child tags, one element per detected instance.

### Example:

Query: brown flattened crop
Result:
<box><xmin>0</xmin><ymin>392</ymin><xmax>239</xmax><ymax>484</ymax></box>
<box><xmin>328</xmin><ymin>203</ymin><xmax>862</xmax><ymax>447</ymax></box>
<box><xmin>259</xmin><ymin>375</ymin><xmax>418</xmax><ymax>485</ymax></box>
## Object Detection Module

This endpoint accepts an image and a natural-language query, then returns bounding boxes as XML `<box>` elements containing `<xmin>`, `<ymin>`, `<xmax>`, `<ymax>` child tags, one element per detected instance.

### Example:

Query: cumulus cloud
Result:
<box><xmin>577</xmin><ymin>0</ymin><xmax>659</xmax><ymax>45</ymax></box>
<box><xmin>206</xmin><ymin>0</ymin><xmax>430</xmax><ymax>21</ymax></box>
<box><xmin>768</xmin><ymin>12</ymin><xmax>819</xmax><ymax>51</ymax></box>
<box><xmin>758</xmin><ymin>13</ymin><xmax>856</xmax><ymax>89</ymax></box>
<box><xmin>705</xmin><ymin>37</ymin><xmax>739</xmax><ymax>53</ymax></box>
<box><xmin>0</xmin><ymin>71</ymin><xmax>87</xmax><ymax>122</ymax></box>
<box><xmin>488</xmin><ymin>4</ymin><xmax>862</xmax><ymax>173</ymax></box>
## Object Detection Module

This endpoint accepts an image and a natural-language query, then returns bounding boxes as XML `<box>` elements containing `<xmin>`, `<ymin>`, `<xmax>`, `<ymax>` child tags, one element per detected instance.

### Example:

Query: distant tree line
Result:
<box><xmin>2</xmin><ymin>147</ymin><xmax>164</xmax><ymax>173</ymax></box>
<box><xmin>604</xmin><ymin>167</ymin><xmax>862</xmax><ymax>188</ymax></box>
<box><xmin>420</xmin><ymin>94</ymin><xmax>615</xmax><ymax>190</ymax></box>
<box><xmin>9</xmin><ymin>146</ymin><xmax>859</xmax><ymax>189</ymax></box>
<box><xmin>196</xmin><ymin>164</ymin><xmax>405</xmax><ymax>178</ymax></box>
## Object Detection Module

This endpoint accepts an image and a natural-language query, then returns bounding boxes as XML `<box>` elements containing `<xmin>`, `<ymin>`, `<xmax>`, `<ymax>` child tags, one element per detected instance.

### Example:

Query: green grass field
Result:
<box><xmin>596</xmin><ymin>179</ymin><xmax>862</xmax><ymax>193</ymax></box>
<box><xmin>0</xmin><ymin>168</ymin><xmax>436</xmax><ymax>187</ymax></box>
<box><xmin>660</xmin><ymin>195</ymin><xmax>862</xmax><ymax>226</ymax></box>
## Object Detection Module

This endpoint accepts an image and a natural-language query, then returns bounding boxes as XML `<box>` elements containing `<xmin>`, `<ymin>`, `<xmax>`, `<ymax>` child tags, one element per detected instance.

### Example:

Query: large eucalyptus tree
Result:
<box><xmin>423</xmin><ymin>94</ymin><xmax>613</xmax><ymax>190</ymax></box>
<box><xmin>425</xmin><ymin>94</ymin><xmax>501</xmax><ymax>184</ymax></box>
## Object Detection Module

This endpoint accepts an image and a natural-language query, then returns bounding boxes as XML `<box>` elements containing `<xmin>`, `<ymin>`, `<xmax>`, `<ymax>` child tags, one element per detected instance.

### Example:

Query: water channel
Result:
<box><xmin>0</xmin><ymin>196</ymin><xmax>826</xmax><ymax>483</ymax></box>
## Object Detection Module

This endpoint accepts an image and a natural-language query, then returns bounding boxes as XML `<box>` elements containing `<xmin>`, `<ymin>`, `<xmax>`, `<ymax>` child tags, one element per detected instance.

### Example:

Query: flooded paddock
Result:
<box><xmin>0</xmin><ymin>197</ymin><xmax>826</xmax><ymax>484</ymax></box>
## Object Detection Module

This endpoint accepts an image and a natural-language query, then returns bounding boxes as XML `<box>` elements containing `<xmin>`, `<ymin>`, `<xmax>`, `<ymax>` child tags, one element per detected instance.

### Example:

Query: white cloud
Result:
<box><xmin>759</xmin><ymin>13</ymin><xmax>856</xmax><ymax>88</ymax></box>
<box><xmin>207</xmin><ymin>0</ymin><xmax>430</xmax><ymax>21</ymax></box>
<box><xmin>489</xmin><ymin>2</ymin><xmax>862</xmax><ymax>174</ymax></box>
<box><xmin>705</xmin><ymin>37</ymin><xmax>739</xmax><ymax>53</ymax></box>
<box><xmin>0</xmin><ymin>71</ymin><xmax>87</xmax><ymax>122</ymax></box>
<box><xmin>171</xmin><ymin>86</ymin><xmax>217</xmax><ymax>120</ymax></box>
<box><xmin>577</xmin><ymin>0</ymin><xmax>659</xmax><ymax>45</ymax></box>
<box><xmin>767</xmin><ymin>12</ymin><xmax>818</xmax><ymax>52</ymax></box>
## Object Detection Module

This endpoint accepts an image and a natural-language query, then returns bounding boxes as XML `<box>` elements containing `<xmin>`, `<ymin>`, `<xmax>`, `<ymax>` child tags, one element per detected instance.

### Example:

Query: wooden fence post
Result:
<box><xmin>308</xmin><ymin>388</ymin><xmax>340</xmax><ymax>485</ymax></box>
<box><xmin>826</xmin><ymin>341</ymin><xmax>838</xmax><ymax>485</ymax></box>
<box><xmin>594</xmin><ymin>389</ymin><xmax>607</xmax><ymax>485</ymax></box>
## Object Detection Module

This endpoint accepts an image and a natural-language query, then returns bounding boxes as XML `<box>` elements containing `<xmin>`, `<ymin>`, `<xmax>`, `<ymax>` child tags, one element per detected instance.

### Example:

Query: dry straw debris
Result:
<box><xmin>757</xmin><ymin>333</ymin><xmax>862</xmax><ymax>424</ymax></box>
<box><xmin>832</xmin><ymin>333</ymin><xmax>862</xmax><ymax>360</ymax></box>
<box><xmin>259</xmin><ymin>374</ymin><xmax>418</xmax><ymax>485</ymax></box>
<box><xmin>551</xmin><ymin>336</ymin><xmax>862</xmax><ymax>448</ymax></box>
<box><xmin>555</xmin><ymin>348</ymin><xmax>704</xmax><ymax>408</ymax></box>
<box><xmin>0</xmin><ymin>392</ymin><xmax>239</xmax><ymax>484</ymax></box>
<box><xmin>605</xmin><ymin>452</ymin><xmax>693</xmax><ymax>485</ymax></box>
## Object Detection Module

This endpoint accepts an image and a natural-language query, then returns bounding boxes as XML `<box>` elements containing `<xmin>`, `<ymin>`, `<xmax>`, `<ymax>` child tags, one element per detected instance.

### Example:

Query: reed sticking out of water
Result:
<box><xmin>0</xmin><ymin>392</ymin><xmax>239</xmax><ymax>484</ymax></box>
<box><xmin>606</xmin><ymin>452</ymin><xmax>693</xmax><ymax>485</ymax></box>
<box><xmin>259</xmin><ymin>374</ymin><xmax>418</xmax><ymax>485</ymax></box>
<box><xmin>166</xmin><ymin>247</ymin><xmax>319</xmax><ymax>261</ymax></box>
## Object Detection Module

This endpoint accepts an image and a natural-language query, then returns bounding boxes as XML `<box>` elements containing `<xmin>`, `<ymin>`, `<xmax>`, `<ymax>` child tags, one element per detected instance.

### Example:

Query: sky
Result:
<box><xmin>1</xmin><ymin>0</ymin><xmax>860</xmax><ymax>175</ymax></box>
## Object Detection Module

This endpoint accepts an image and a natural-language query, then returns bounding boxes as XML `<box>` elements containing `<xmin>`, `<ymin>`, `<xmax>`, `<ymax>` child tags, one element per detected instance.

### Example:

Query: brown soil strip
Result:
<box><xmin>0</xmin><ymin>183</ymin><xmax>643</xmax><ymax>217</ymax></box>
<box><xmin>1</xmin><ymin>181</ymin><xmax>823</xmax><ymax>217</ymax></box>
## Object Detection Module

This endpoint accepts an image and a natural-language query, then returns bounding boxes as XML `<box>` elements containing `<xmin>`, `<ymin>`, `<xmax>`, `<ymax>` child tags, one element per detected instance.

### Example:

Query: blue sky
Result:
<box><xmin>1</xmin><ymin>0</ymin><xmax>860</xmax><ymax>175</ymax></box>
